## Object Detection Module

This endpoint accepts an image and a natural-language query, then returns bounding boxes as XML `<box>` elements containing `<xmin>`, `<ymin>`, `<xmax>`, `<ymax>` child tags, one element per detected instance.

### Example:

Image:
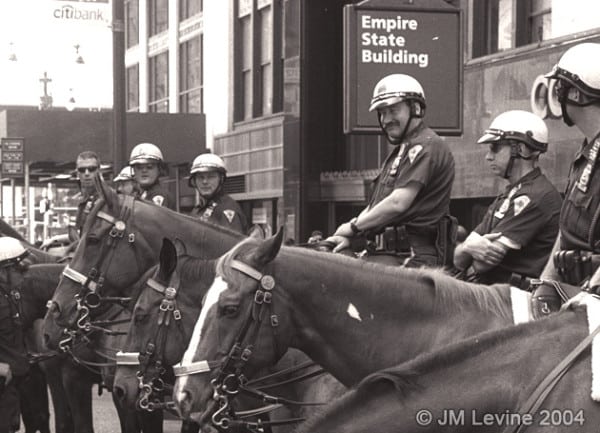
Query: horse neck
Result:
<box><xmin>277</xmin><ymin>249</ymin><xmax>512</xmax><ymax>386</ymax></box>
<box><xmin>299</xmin><ymin>310</ymin><xmax>590</xmax><ymax>433</ymax></box>
<box><xmin>133</xmin><ymin>201</ymin><xmax>244</xmax><ymax>258</ymax></box>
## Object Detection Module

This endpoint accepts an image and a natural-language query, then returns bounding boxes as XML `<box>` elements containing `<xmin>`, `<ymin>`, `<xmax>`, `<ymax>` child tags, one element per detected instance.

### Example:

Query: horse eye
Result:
<box><xmin>220</xmin><ymin>305</ymin><xmax>239</xmax><ymax>317</ymax></box>
<box><xmin>134</xmin><ymin>312</ymin><xmax>149</xmax><ymax>323</ymax></box>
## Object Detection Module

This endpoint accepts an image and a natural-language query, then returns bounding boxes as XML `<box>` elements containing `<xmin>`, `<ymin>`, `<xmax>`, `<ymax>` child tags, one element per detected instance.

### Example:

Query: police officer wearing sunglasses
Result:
<box><xmin>540</xmin><ymin>43</ymin><xmax>600</xmax><ymax>293</ymax></box>
<box><xmin>454</xmin><ymin>110</ymin><xmax>561</xmax><ymax>287</ymax></box>
<box><xmin>74</xmin><ymin>150</ymin><xmax>101</xmax><ymax>233</ymax></box>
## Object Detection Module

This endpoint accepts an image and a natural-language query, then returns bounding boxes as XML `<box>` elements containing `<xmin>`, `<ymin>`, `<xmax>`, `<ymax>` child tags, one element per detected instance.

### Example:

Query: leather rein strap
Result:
<box><xmin>512</xmin><ymin>322</ymin><xmax>600</xmax><ymax>433</ymax></box>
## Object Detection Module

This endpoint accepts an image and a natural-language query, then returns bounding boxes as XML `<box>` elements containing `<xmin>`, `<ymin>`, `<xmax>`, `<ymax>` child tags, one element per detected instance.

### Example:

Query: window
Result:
<box><xmin>180</xmin><ymin>0</ymin><xmax>202</xmax><ymax>21</ymax></box>
<box><xmin>149</xmin><ymin>52</ymin><xmax>169</xmax><ymax>112</ymax></box>
<box><xmin>126</xmin><ymin>65</ymin><xmax>139</xmax><ymax>111</ymax></box>
<box><xmin>149</xmin><ymin>0</ymin><xmax>168</xmax><ymax>36</ymax></box>
<box><xmin>180</xmin><ymin>36</ymin><xmax>203</xmax><ymax>113</ymax></box>
<box><xmin>471</xmin><ymin>0</ymin><xmax>552</xmax><ymax>58</ymax></box>
<box><xmin>234</xmin><ymin>0</ymin><xmax>282</xmax><ymax>121</ymax></box>
<box><xmin>125</xmin><ymin>0</ymin><xmax>139</xmax><ymax>48</ymax></box>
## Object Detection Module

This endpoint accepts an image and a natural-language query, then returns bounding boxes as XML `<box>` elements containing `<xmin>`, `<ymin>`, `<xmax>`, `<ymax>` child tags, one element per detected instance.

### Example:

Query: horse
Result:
<box><xmin>0</xmin><ymin>261</ymin><xmax>103</xmax><ymax>433</ymax></box>
<box><xmin>171</xmin><ymin>229</ymin><xmax>536</xmax><ymax>423</ymax></box>
<box><xmin>42</xmin><ymin>183</ymin><xmax>339</xmax><ymax>432</ymax></box>
<box><xmin>114</xmin><ymin>238</ymin><xmax>345</xmax><ymax>433</ymax></box>
<box><xmin>295</xmin><ymin>301</ymin><xmax>600</xmax><ymax>433</ymax></box>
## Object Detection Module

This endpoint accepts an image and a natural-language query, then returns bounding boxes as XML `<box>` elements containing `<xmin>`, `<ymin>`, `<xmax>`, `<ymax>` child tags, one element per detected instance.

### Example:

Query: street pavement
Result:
<box><xmin>43</xmin><ymin>385</ymin><xmax>183</xmax><ymax>433</ymax></box>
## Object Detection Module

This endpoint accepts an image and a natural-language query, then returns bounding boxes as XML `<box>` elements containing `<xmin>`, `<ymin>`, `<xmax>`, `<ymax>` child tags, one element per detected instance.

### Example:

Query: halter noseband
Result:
<box><xmin>60</xmin><ymin>196</ymin><xmax>137</xmax><ymax>339</ymax></box>
<box><xmin>173</xmin><ymin>258</ymin><xmax>279</xmax><ymax>428</ymax></box>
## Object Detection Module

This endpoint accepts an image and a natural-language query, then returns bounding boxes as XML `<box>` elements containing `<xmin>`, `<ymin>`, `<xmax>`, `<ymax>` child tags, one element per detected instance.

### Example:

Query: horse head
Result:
<box><xmin>173</xmin><ymin>228</ymin><xmax>291</xmax><ymax>425</ymax></box>
<box><xmin>43</xmin><ymin>184</ymin><xmax>157</xmax><ymax>349</ymax></box>
<box><xmin>114</xmin><ymin>238</ymin><xmax>216</xmax><ymax>411</ymax></box>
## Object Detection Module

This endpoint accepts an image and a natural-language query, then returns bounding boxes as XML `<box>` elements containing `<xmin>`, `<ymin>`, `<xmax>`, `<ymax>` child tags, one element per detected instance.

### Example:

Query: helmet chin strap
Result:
<box><xmin>503</xmin><ymin>143</ymin><xmax>520</xmax><ymax>179</ymax></box>
<box><xmin>379</xmin><ymin>112</ymin><xmax>413</xmax><ymax>146</ymax></box>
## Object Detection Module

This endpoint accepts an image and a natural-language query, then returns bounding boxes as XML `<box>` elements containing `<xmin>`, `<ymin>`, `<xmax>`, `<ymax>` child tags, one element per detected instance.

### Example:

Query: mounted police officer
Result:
<box><xmin>0</xmin><ymin>237</ymin><xmax>31</xmax><ymax>433</ymax></box>
<box><xmin>129</xmin><ymin>143</ymin><xmax>175</xmax><ymax>210</ymax></box>
<box><xmin>453</xmin><ymin>110</ymin><xmax>561</xmax><ymax>288</ymax></box>
<box><xmin>325</xmin><ymin>73</ymin><xmax>456</xmax><ymax>267</ymax></box>
<box><xmin>188</xmin><ymin>153</ymin><xmax>248</xmax><ymax>233</ymax></box>
<box><xmin>540</xmin><ymin>43</ymin><xmax>600</xmax><ymax>291</ymax></box>
<box><xmin>74</xmin><ymin>150</ymin><xmax>101</xmax><ymax>234</ymax></box>
<box><xmin>113</xmin><ymin>166</ymin><xmax>139</xmax><ymax>197</ymax></box>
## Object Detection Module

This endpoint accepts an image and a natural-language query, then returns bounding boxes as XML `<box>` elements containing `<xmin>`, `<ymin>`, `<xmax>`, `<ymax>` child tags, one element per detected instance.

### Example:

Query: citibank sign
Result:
<box><xmin>53</xmin><ymin>4</ymin><xmax>108</xmax><ymax>23</ymax></box>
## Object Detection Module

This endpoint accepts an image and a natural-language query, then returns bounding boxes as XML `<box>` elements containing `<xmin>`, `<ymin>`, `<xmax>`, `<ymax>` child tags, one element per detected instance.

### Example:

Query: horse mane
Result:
<box><xmin>217</xmin><ymin>240</ymin><xmax>512</xmax><ymax>320</ymax></box>
<box><xmin>356</xmin><ymin>309</ymin><xmax>582</xmax><ymax>397</ymax></box>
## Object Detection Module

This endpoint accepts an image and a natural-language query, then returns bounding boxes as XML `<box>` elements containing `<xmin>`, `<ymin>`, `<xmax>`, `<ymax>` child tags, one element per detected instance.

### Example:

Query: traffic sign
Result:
<box><xmin>1</xmin><ymin>138</ymin><xmax>25</xmax><ymax>177</ymax></box>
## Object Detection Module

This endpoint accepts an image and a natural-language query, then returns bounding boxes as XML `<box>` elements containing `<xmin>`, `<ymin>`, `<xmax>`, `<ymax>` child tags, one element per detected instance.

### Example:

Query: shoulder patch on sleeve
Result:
<box><xmin>223</xmin><ymin>210</ymin><xmax>236</xmax><ymax>223</ymax></box>
<box><xmin>513</xmin><ymin>195</ymin><xmax>530</xmax><ymax>216</ymax></box>
<box><xmin>408</xmin><ymin>145</ymin><xmax>423</xmax><ymax>164</ymax></box>
<box><xmin>152</xmin><ymin>195</ymin><xmax>165</xmax><ymax>206</ymax></box>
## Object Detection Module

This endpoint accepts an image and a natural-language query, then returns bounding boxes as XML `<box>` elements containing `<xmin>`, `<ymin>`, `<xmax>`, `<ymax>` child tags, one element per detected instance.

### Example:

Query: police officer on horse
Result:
<box><xmin>129</xmin><ymin>142</ymin><xmax>175</xmax><ymax>210</ymax></box>
<box><xmin>325</xmin><ymin>73</ymin><xmax>456</xmax><ymax>267</ymax></box>
<box><xmin>540</xmin><ymin>43</ymin><xmax>600</xmax><ymax>291</ymax></box>
<box><xmin>454</xmin><ymin>110</ymin><xmax>561</xmax><ymax>287</ymax></box>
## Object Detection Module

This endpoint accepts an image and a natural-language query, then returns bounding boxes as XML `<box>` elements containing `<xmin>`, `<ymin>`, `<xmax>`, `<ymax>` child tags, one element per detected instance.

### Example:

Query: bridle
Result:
<box><xmin>173</xmin><ymin>258</ymin><xmax>326</xmax><ymax>430</ymax></box>
<box><xmin>59</xmin><ymin>195</ymin><xmax>150</xmax><ymax>348</ymax></box>
<box><xmin>116</xmin><ymin>269</ymin><xmax>185</xmax><ymax>412</ymax></box>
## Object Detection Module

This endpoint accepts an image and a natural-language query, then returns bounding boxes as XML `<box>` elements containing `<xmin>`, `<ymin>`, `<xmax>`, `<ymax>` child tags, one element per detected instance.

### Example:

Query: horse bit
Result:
<box><xmin>173</xmin><ymin>259</ymin><xmax>323</xmax><ymax>431</ymax></box>
<box><xmin>116</xmin><ymin>272</ymin><xmax>183</xmax><ymax>412</ymax></box>
<box><xmin>58</xmin><ymin>195</ymin><xmax>137</xmax><ymax>350</ymax></box>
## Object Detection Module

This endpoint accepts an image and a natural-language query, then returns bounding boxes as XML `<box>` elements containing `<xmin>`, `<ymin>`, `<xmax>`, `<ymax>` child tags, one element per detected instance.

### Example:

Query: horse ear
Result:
<box><xmin>94</xmin><ymin>176</ymin><xmax>118</xmax><ymax>211</ymax></box>
<box><xmin>172</xmin><ymin>238</ymin><xmax>188</xmax><ymax>257</ymax></box>
<box><xmin>67</xmin><ymin>226</ymin><xmax>80</xmax><ymax>243</ymax></box>
<box><xmin>158</xmin><ymin>238</ymin><xmax>177</xmax><ymax>278</ymax></box>
<box><xmin>252</xmin><ymin>227</ymin><xmax>284</xmax><ymax>266</ymax></box>
<box><xmin>248</xmin><ymin>224</ymin><xmax>265</xmax><ymax>240</ymax></box>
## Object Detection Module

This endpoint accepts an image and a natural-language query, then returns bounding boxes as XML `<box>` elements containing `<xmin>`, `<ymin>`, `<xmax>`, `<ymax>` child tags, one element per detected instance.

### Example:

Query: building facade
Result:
<box><xmin>131</xmin><ymin>0</ymin><xmax>600</xmax><ymax>241</ymax></box>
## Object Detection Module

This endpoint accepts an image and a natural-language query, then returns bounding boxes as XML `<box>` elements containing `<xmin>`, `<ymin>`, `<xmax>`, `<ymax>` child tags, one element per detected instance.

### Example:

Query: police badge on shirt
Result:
<box><xmin>152</xmin><ymin>195</ymin><xmax>165</xmax><ymax>206</ymax></box>
<box><xmin>223</xmin><ymin>210</ymin><xmax>236</xmax><ymax>223</ymax></box>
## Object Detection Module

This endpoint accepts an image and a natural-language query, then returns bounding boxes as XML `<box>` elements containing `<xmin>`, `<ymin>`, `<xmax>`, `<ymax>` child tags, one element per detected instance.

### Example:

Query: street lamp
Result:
<box><xmin>66</xmin><ymin>88</ymin><xmax>76</xmax><ymax>111</ymax></box>
<box><xmin>74</xmin><ymin>44</ymin><xmax>85</xmax><ymax>64</ymax></box>
<box><xmin>7</xmin><ymin>42</ymin><xmax>17</xmax><ymax>62</ymax></box>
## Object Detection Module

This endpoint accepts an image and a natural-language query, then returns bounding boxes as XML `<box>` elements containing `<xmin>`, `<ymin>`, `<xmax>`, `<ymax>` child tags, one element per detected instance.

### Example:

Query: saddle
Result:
<box><xmin>529</xmin><ymin>279</ymin><xmax>582</xmax><ymax>320</ymax></box>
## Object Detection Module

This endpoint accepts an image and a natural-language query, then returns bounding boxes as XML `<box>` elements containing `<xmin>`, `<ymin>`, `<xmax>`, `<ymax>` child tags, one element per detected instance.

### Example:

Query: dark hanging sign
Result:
<box><xmin>343</xmin><ymin>1</ymin><xmax>463</xmax><ymax>135</ymax></box>
<box><xmin>1</xmin><ymin>138</ymin><xmax>25</xmax><ymax>178</ymax></box>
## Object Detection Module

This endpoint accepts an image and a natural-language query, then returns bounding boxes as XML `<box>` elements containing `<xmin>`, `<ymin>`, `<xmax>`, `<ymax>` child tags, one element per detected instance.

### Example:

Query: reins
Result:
<box><xmin>511</xmin><ymin>319</ymin><xmax>600</xmax><ymax>433</ymax></box>
<box><xmin>173</xmin><ymin>257</ymin><xmax>327</xmax><ymax>430</ymax></box>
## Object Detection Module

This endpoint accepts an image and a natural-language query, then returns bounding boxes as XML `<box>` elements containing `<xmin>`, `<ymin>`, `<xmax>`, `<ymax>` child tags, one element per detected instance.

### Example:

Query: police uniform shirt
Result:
<box><xmin>369</xmin><ymin>123</ymin><xmax>455</xmax><ymax>231</ymax></box>
<box><xmin>140</xmin><ymin>182</ymin><xmax>175</xmax><ymax>210</ymax></box>
<box><xmin>75</xmin><ymin>192</ymin><xmax>97</xmax><ymax>233</ymax></box>
<box><xmin>190</xmin><ymin>194</ymin><xmax>249</xmax><ymax>234</ymax></box>
<box><xmin>474</xmin><ymin>168</ymin><xmax>561</xmax><ymax>279</ymax></box>
<box><xmin>0</xmin><ymin>291</ymin><xmax>28</xmax><ymax>377</ymax></box>
<box><xmin>560</xmin><ymin>138</ymin><xmax>600</xmax><ymax>252</ymax></box>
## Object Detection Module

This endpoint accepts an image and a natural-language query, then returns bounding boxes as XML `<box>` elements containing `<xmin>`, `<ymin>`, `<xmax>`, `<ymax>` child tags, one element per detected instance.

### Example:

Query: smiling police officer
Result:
<box><xmin>129</xmin><ymin>143</ymin><xmax>175</xmax><ymax>210</ymax></box>
<box><xmin>325</xmin><ymin>73</ymin><xmax>455</xmax><ymax>267</ymax></box>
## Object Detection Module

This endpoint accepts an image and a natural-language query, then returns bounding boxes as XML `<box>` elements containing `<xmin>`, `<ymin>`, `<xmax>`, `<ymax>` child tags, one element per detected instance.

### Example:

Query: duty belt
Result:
<box><xmin>377</xmin><ymin>225</ymin><xmax>436</xmax><ymax>254</ymax></box>
<box><xmin>553</xmin><ymin>250</ymin><xmax>600</xmax><ymax>285</ymax></box>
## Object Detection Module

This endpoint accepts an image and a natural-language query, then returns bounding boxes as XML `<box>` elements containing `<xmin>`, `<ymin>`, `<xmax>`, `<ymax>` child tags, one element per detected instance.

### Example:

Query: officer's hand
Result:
<box><xmin>466</xmin><ymin>232</ymin><xmax>506</xmax><ymax>265</ymax></box>
<box><xmin>0</xmin><ymin>362</ymin><xmax>12</xmax><ymax>384</ymax></box>
<box><xmin>325</xmin><ymin>235</ymin><xmax>351</xmax><ymax>253</ymax></box>
<box><xmin>333</xmin><ymin>222</ymin><xmax>354</xmax><ymax>238</ymax></box>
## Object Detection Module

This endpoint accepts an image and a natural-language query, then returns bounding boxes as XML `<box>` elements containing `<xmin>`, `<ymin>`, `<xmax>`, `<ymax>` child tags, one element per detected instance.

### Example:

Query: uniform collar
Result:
<box><xmin>503</xmin><ymin>167</ymin><xmax>541</xmax><ymax>192</ymax></box>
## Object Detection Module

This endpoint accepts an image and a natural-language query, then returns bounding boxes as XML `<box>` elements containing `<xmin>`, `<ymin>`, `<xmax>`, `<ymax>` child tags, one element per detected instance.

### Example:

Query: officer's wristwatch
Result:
<box><xmin>349</xmin><ymin>217</ymin><xmax>362</xmax><ymax>236</ymax></box>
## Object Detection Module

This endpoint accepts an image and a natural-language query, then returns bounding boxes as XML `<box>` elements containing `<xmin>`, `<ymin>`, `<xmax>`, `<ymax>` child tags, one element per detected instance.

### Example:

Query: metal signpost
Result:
<box><xmin>343</xmin><ymin>0</ymin><xmax>463</xmax><ymax>135</ymax></box>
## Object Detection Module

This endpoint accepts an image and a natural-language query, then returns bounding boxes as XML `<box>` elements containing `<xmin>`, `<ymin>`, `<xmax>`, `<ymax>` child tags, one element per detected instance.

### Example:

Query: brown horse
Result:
<box><xmin>296</xmin><ymin>302</ymin><xmax>600</xmax><ymax>433</ymax></box>
<box><xmin>114</xmin><ymin>238</ymin><xmax>345</xmax><ymax>432</ymax></box>
<box><xmin>171</xmin><ymin>230</ymin><xmax>530</xmax><ymax>424</ymax></box>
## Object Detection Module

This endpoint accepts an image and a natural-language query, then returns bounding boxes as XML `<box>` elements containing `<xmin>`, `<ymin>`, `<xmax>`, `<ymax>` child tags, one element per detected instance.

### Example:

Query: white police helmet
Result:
<box><xmin>113</xmin><ymin>166</ymin><xmax>135</xmax><ymax>182</ymax></box>
<box><xmin>477</xmin><ymin>110</ymin><xmax>548</xmax><ymax>153</ymax></box>
<box><xmin>129</xmin><ymin>143</ymin><xmax>164</xmax><ymax>165</ymax></box>
<box><xmin>0</xmin><ymin>237</ymin><xmax>28</xmax><ymax>264</ymax></box>
<box><xmin>545</xmin><ymin>43</ymin><xmax>600</xmax><ymax>98</ymax></box>
<box><xmin>190</xmin><ymin>153</ymin><xmax>227</xmax><ymax>175</ymax></box>
<box><xmin>369</xmin><ymin>74</ymin><xmax>426</xmax><ymax>113</ymax></box>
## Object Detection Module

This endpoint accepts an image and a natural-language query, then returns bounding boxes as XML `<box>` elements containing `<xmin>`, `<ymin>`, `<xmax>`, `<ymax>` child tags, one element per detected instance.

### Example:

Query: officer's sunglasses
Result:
<box><xmin>554</xmin><ymin>80</ymin><xmax>580</xmax><ymax>104</ymax></box>
<box><xmin>77</xmin><ymin>166</ymin><xmax>98</xmax><ymax>174</ymax></box>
